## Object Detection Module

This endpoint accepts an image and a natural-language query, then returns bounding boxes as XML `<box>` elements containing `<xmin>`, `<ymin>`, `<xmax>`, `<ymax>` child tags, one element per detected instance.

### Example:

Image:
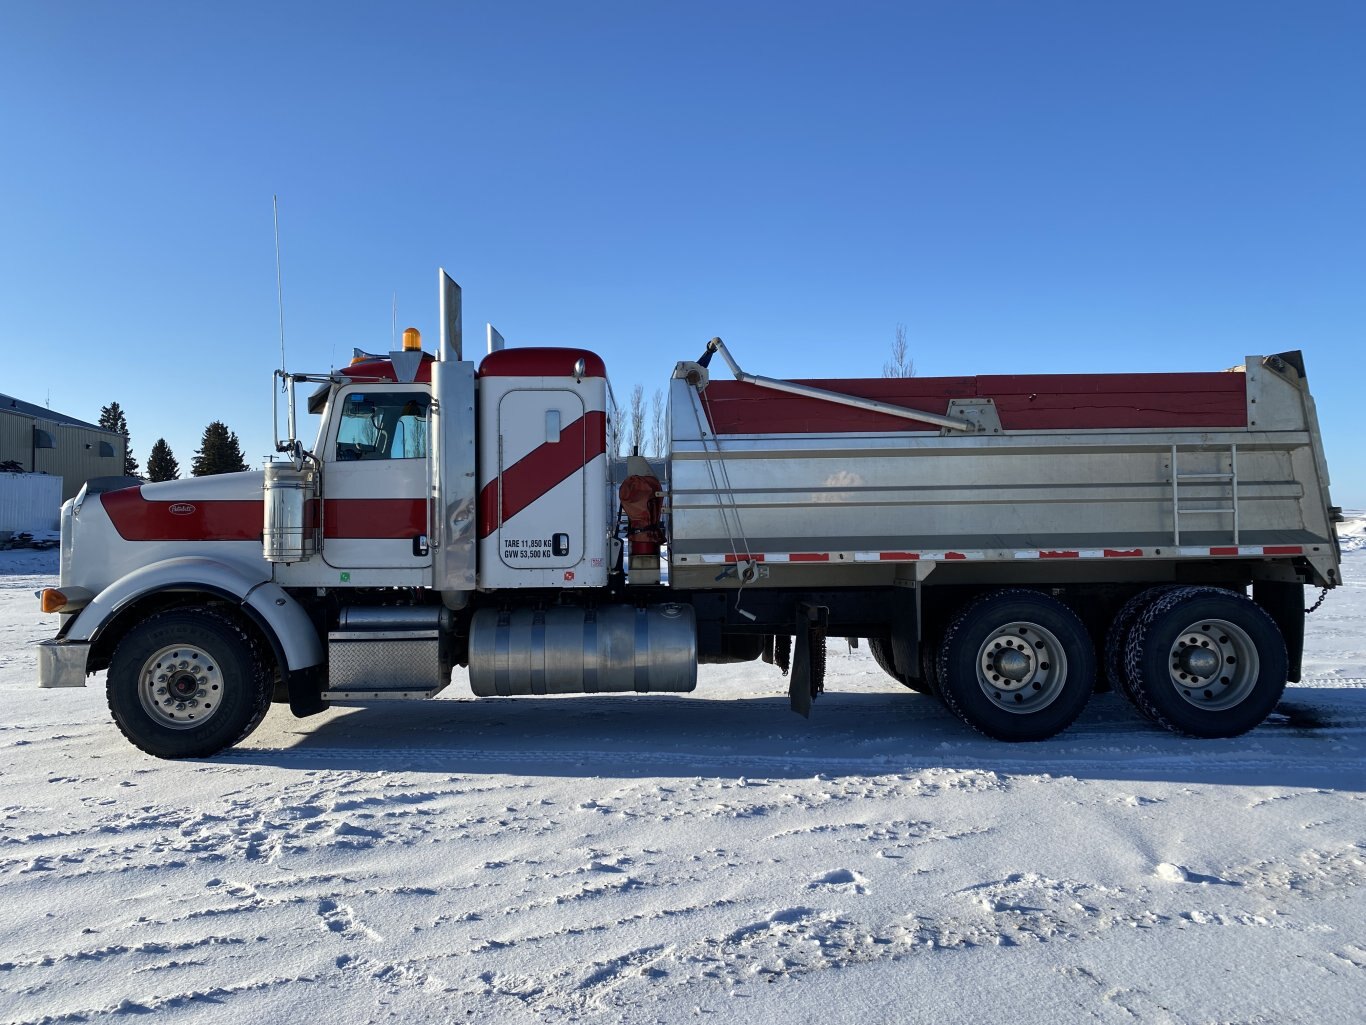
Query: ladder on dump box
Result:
<box><xmin>1171</xmin><ymin>443</ymin><xmax>1240</xmax><ymax>545</ymax></box>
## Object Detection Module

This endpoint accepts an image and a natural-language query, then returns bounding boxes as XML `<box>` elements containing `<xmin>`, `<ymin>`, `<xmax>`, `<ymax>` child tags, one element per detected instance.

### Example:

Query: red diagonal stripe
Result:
<box><xmin>478</xmin><ymin>411</ymin><xmax>606</xmax><ymax>538</ymax></box>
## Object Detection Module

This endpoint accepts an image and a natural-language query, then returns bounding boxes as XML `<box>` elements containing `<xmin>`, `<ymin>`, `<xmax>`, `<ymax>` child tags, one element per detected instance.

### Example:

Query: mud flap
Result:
<box><xmin>789</xmin><ymin>604</ymin><xmax>828</xmax><ymax>718</ymax></box>
<box><xmin>773</xmin><ymin>634</ymin><xmax>791</xmax><ymax>676</ymax></box>
<box><xmin>1252</xmin><ymin>580</ymin><xmax>1305</xmax><ymax>683</ymax></box>
<box><xmin>286</xmin><ymin>664</ymin><xmax>329</xmax><ymax>717</ymax></box>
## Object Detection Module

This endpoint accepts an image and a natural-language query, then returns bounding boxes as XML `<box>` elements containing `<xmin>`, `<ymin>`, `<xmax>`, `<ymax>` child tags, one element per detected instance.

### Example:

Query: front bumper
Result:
<box><xmin>37</xmin><ymin>639</ymin><xmax>91</xmax><ymax>688</ymax></box>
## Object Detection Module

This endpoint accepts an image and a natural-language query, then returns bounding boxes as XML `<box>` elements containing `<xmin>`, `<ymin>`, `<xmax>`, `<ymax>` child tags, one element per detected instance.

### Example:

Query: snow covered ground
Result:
<box><xmin>2</xmin><ymin>522</ymin><xmax>1364</xmax><ymax>1024</ymax></box>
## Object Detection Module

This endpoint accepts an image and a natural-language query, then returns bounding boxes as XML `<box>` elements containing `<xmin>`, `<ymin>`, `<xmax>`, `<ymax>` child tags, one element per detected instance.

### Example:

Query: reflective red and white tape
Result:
<box><xmin>681</xmin><ymin>545</ymin><xmax>1308</xmax><ymax>566</ymax></box>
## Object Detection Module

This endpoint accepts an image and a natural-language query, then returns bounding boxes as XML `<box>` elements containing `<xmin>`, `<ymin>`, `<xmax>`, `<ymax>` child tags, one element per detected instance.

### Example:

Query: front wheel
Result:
<box><xmin>107</xmin><ymin>609</ymin><xmax>273</xmax><ymax>758</ymax></box>
<box><xmin>937</xmin><ymin>589</ymin><xmax>1096</xmax><ymax>741</ymax></box>
<box><xmin>1121</xmin><ymin>587</ymin><xmax>1287</xmax><ymax>738</ymax></box>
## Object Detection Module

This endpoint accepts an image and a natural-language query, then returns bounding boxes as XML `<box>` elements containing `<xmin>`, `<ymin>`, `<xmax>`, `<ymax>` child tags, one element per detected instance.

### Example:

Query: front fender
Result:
<box><xmin>65</xmin><ymin>556</ymin><xmax>323</xmax><ymax>673</ymax></box>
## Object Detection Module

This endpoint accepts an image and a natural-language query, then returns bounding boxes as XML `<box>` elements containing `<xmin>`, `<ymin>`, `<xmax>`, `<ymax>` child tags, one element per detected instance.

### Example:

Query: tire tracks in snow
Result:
<box><xmin>223</xmin><ymin>742</ymin><xmax>1366</xmax><ymax>781</ymax></box>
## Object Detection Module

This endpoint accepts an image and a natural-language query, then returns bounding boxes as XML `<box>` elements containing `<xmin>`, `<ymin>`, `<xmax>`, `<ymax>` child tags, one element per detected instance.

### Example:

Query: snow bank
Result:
<box><xmin>0</xmin><ymin>548</ymin><xmax>58</xmax><ymax>577</ymax></box>
<box><xmin>1338</xmin><ymin>509</ymin><xmax>1366</xmax><ymax>553</ymax></box>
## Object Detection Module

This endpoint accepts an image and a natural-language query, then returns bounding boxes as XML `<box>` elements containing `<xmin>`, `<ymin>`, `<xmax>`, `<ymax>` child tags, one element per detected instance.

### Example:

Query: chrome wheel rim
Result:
<box><xmin>1166</xmin><ymin>618</ymin><xmax>1259</xmax><ymax>711</ymax></box>
<box><xmin>136</xmin><ymin>643</ymin><xmax>224</xmax><ymax>730</ymax></box>
<box><xmin>975</xmin><ymin>621</ymin><xmax>1068</xmax><ymax>714</ymax></box>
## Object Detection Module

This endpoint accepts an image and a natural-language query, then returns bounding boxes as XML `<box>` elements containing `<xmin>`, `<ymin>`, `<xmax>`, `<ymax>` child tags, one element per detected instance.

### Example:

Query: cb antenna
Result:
<box><xmin>273</xmin><ymin>195</ymin><xmax>287</xmax><ymax>372</ymax></box>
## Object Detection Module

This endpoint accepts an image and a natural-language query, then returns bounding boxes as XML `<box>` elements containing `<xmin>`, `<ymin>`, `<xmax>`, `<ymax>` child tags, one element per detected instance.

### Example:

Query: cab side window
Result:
<box><xmin>335</xmin><ymin>390</ymin><xmax>430</xmax><ymax>460</ymax></box>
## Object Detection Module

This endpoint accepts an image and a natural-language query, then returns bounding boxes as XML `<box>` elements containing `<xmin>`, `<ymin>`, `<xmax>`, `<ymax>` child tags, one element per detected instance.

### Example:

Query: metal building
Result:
<box><xmin>0</xmin><ymin>393</ymin><xmax>128</xmax><ymax>502</ymax></box>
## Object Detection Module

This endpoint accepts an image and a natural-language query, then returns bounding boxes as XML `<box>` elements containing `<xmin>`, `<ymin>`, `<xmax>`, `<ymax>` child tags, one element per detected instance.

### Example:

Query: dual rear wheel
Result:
<box><xmin>936</xmin><ymin>589</ymin><xmax>1095</xmax><ymax>742</ymax></box>
<box><xmin>882</xmin><ymin>585</ymin><xmax>1287</xmax><ymax>742</ymax></box>
<box><xmin>867</xmin><ymin>635</ymin><xmax>937</xmax><ymax>696</ymax></box>
<box><xmin>1114</xmin><ymin>586</ymin><xmax>1287</xmax><ymax>738</ymax></box>
<box><xmin>868</xmin><ymin>590</ymin><xmax>1093</xmax><ymax>739</ymax></box>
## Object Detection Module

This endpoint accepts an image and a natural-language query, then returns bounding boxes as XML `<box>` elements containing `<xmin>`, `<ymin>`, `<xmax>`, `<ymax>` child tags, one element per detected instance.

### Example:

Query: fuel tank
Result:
<box><xmin>468</xmin><ymin>603</ymin><xmax>696</xmax><ymax>696</ymax></box>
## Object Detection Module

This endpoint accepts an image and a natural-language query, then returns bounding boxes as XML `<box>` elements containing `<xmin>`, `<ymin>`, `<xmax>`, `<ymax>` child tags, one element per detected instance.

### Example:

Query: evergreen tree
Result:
<box><xmin>98</xmin><ymin>400</ymin><xmax>140</xmax><ymax>476</ymax></box>
<box><xmin>191</xmin><ymin>421</ymin><xmax>249</xmax><ymax>476</ymax></box>
<box><xmin>146</xmin><ymin>438</ymin><xmax>180</xmax><ymax>482</ymax></box>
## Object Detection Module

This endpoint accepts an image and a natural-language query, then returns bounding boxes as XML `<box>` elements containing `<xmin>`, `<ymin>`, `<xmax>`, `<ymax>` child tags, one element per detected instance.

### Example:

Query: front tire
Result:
<box><xmin>937</xmin><ymin>589</ymin><xmax>1096</xmax><ymax>741</ymax></box>
<box><xmin>1121</xmin><ymin>587</ymin><xmax>1286</xmax><ymax>738</ymax></box>
<box><xmin>107</xmin><ymin>609</ymin><xmax>272</xmax><ymax>758</ymax></box>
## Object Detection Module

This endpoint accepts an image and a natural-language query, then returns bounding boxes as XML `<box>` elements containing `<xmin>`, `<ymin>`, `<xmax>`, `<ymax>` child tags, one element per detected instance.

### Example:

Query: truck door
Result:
<box><xmin>322</xmin><ymin>386</ymin><xmax>433</xmax><ymax>572</ymax></box>
<box><xmin>496</xmin><ymin>389</ymin><xmax>586</xmax><ymax>571</ymax></box>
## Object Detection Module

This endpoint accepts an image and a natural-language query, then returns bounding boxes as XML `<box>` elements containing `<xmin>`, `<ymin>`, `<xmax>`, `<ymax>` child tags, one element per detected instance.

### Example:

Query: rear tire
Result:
<box><xmin>918</xmin><ymin>625</ymin><xmax>944</xmax><ymax>701</ymax></box>
<box><xmin>1121</xmin><ymin>587</ymin><xmax>1286</xmax><ymax>738</ymax></box>
<box><xmin>937</xmin><ymin>589</ymin><xmax>1095</xmax><ymax>741</ymax></box>
<box><xmin>1104</xmin><ymin>585</ymin><xmax>1183</xmax><ymax>700</ymax></box>
<box><xmin>868</xmin><ymin>636</ymin><xmax>934</xmax><ymax>695</ymax></box>
<box><xmin>107</xmin><ymin>609</ymin><xmax>273</xmax><ymax>759</ymax></box>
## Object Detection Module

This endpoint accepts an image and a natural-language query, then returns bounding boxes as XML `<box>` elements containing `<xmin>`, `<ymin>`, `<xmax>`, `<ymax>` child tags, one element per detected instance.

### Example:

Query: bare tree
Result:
<box><xmin>609</xmin><ymin>390</ymin><xmax>625</xmax><ymax>459</ymax></box>
<box><xmin>629</xmin><ymin>384</ymin><xmax>646</xmax><ymax>456</ymax></box>
<box><xmin>883</xmin><ymin>323</ymin><xmax>915</xmax><ymax>378</ymax></box>
<box><xmin>648</xmin><ymin>388</ymin><xmax>665</xmax><ymax>457</ymax></box>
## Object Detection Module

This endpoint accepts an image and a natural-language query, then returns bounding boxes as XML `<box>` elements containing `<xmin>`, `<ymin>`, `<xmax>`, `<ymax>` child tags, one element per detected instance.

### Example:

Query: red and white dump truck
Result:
<box><xmin>37</xmin><ymin>272</ymin><xmax>1344</xmax><ymax>757</ymax></box>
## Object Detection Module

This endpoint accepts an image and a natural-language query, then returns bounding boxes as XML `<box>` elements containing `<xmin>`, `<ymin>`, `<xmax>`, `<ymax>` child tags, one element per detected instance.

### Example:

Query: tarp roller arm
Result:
<box><xmin>701</xmin><ymin>337</ymin><xmax>974</xmax><ymax>433</ymax></box>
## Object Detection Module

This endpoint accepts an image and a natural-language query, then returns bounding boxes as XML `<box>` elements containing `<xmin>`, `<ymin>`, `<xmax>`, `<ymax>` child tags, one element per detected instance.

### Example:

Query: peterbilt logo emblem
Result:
<box><xmin>168</xmin><ymin>503</ymin><xmax>197</xmax><ymax>516</ymax></box>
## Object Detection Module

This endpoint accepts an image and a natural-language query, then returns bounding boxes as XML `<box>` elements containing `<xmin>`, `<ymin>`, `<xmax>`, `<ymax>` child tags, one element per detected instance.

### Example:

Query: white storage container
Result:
<box><xmin>0</xmin><ymin>472</ymin><xmax>62</xmax><ymax>533</ymax></box>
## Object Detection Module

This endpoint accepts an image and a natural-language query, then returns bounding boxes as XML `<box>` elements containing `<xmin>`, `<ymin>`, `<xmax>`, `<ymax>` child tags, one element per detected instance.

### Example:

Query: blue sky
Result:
<box><xmin>2</xmin><ymin>2</ymin><xmax>1362</xmax><ymax>504</ymax></box>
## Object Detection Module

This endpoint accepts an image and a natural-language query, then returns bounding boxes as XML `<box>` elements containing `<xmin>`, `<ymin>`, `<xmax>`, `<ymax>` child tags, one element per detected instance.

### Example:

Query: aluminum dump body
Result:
<box><xmin>666</xmin><ymin>354</ymin><xmax>1340</xmax><ymax>590</ymax></box>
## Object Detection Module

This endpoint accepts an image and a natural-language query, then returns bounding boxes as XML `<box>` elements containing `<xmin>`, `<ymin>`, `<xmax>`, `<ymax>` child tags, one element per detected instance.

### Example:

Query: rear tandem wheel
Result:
<box><xmin>1119</xmin><ymin>586</ymin><xmax>1287</xmax><ymax>738</ymax></box>
<box><xmin>867</xmin><ymin>635</ymin><xmax>936</xmax><ymax>696</ymax></box>
<box><xmin>936</xmin><ymin>589</ymin><xmax>1096</xmax><ymax>741</ymax></box>
<box><xmin>1103</xmin><ymin>585</ymin><xmax>1184</xmax><ymax>701</ymax></box>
